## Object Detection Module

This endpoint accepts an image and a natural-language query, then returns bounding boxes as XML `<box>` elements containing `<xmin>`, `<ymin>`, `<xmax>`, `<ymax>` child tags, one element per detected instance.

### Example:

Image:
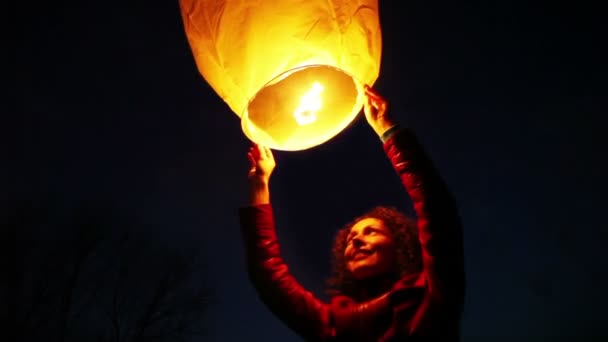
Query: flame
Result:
<box><xmin>293</xmin><ymin>82</ymin><xmax>324</xmax><ymax>125</ymax></box>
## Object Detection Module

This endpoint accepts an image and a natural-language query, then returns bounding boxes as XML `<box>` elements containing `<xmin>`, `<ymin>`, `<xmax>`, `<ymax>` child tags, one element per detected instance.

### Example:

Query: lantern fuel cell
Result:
<box><xmin>180</xmin><ymin>0</ymin><xmax>382</xmax><ymax>151</ymax></box>
<box><xmin>293</xmin><ymin>82</ymin><xmax>324</xmax><ymax>126</ymax></box>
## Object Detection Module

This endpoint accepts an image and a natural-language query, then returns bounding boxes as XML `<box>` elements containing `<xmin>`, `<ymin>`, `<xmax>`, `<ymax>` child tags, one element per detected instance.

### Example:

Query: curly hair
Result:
<box><xmin>326</xmin><ymin>206</ymin><xmax>422</xmax><ymax>298</ymax></box>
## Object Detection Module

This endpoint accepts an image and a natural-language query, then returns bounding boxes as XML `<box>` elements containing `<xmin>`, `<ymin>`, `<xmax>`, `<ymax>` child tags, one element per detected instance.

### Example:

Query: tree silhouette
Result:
<box><xmin>14</xmin><ymin>199</ymin><xmax>211</xmax><ymax>342</ymax></box>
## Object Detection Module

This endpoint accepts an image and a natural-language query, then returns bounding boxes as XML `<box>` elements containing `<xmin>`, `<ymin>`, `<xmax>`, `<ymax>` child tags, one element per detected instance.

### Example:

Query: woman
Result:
<box><xmin>239</xmin><ymin>86</ymin><xmax>465</xmax><ymax>341</ymax></box>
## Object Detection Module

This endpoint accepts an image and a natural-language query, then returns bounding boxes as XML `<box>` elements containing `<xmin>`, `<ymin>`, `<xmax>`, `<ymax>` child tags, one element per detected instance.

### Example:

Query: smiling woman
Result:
<box><xmin>345</xmin><ymin>217</ymin><xmax>398</xmax><ymax>280</ymax></box>
<box><xmin>329</xmin><ymin>207</ymin><xmax>422</xmax><ymax>299</ymax></box>
<box><xmin>239</xmin><ymin>86</ymin><xmax>465</xmax><ymax>341</ymax></box>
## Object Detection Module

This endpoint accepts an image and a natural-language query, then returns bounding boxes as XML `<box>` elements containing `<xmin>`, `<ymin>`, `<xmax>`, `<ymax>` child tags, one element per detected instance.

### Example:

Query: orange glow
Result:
<box><xmin>294</xmin><ymin>82</ymin><xmax>323</xmax><ymax>126</ymax></box>
<box><xmin>179</xmin><ymin>0</ymin><xmax>382</xmax><ymax>150</ymax></box>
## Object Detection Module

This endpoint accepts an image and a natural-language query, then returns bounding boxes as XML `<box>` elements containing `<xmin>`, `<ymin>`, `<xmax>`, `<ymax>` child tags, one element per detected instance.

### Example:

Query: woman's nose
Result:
<box><xmin>352</xmin><ymin>238</ymin><xmax>364</xmax><ymax>248</ymax></box>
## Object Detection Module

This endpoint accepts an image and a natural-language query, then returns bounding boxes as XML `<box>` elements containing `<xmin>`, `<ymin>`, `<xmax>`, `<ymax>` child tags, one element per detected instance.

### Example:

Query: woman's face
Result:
<box><xmin>344</xmin><ymin>217</ymin><xmax>396</xmax><ymax>280</ymax></box>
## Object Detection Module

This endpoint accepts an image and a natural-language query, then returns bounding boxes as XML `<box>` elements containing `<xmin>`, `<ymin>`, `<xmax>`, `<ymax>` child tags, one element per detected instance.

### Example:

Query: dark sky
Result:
<box><xmin>15</xmin><ymin>0</ymin><xmax>605</xmax><ymax>340</ymax></box>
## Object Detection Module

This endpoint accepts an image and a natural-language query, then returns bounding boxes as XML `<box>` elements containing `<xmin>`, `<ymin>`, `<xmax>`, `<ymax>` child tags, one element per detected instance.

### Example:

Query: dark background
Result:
<box><xmin>14</xmin><ymin>0</ymin><xmax>605</xmax><ymax>340</ymax></box>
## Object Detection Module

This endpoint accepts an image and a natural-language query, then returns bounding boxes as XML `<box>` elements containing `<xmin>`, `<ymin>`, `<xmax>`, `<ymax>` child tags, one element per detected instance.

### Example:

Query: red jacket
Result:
<box><xmin>239</xmin><ymin>128</ymin><xmax>465</xmax><ymax>341</ymax></box>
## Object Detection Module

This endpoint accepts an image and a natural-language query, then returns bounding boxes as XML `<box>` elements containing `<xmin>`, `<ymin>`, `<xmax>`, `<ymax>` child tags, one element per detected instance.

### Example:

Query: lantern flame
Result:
<box><xmin>293</xmin><ymin>82</ymin><xmax>324</xmax><ymax>126</ymax></box>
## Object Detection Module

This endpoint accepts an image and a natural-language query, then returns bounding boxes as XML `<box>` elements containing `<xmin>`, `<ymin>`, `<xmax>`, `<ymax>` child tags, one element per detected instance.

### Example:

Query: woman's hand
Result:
<box><xmin>247</xmin><ymin>143</ymin><xmax>275</xmax><ymax>205</ymax></box>
<box><xmin>247</xmin><ymin>143</ymin><xmax>275</xmax><ymax>183</ymax></box>
<box><xmin>363</xmin><ymin>85</ymin><xmax>396</xmax><ymax>137</ymax></box>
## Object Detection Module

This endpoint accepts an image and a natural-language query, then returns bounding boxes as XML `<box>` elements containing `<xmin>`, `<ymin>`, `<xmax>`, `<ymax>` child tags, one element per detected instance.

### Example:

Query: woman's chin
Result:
<box><xmin>350</xmin><ymin>265</ymin><xmax>379</xmax><ymax>280</ymax></box>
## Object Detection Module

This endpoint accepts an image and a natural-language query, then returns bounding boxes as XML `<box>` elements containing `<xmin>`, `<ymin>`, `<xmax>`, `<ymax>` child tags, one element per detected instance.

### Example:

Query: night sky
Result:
<box><xmin>15</xmin><ymin>0</ymin><xmax>605</xmax><ymax>340</ymax></box>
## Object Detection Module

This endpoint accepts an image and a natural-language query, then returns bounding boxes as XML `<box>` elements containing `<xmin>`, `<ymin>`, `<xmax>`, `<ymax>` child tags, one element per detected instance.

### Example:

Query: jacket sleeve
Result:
<box><xmin>383</xmin><ymin>127</ymin><xmax>465</xmax><ymax>336</ymax></box>
<box><xmin>239</xmin><ymin>204</ymin><xmax>332</xmax><ymax>341</ymax></box>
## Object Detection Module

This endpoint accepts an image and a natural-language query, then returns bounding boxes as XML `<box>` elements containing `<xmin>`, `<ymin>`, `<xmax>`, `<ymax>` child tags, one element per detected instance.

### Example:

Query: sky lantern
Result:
<box><xmin>179</xmin><ymin>0</ymin><xmax>382</xmax><ymax>151</ymax></box>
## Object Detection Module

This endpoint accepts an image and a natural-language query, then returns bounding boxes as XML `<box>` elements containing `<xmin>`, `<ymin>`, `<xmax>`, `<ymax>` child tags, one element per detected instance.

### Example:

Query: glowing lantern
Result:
<box><xmin>179</xmin><ymin>0</ymin><xmax>382</xmax><ymax>151</ymax></box>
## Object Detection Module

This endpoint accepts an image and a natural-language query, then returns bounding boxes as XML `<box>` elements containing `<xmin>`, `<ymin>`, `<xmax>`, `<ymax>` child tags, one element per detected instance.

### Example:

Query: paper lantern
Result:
<box><xmin>180</xmin><ymin>0</ymin><xmax>382</xmax><ymax>151</ymax></box>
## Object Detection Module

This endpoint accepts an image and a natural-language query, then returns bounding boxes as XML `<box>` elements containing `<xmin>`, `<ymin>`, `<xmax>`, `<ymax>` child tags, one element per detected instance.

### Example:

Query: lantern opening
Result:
<box><xmin>242</xmin><ymin>65</ymin><xmax>364</xmax><ymax>151</ymax></box>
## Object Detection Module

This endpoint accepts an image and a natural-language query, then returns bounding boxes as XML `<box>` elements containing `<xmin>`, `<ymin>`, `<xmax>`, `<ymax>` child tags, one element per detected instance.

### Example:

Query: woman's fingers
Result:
<box><xmin>247</xmin><ymin>152</ymin><xmax>256</xmax><ymax>168</ymax></box>
<box><xmin>364</xmin><ymin>85</ymin><xmax>387</xmax><ymax>111</ymax></box>
<box><xmin>364</xmin><ymin>85</ymin><xmax>381</xmax><ymax>100</ymax></box>
<box><xmin>262</xmin><ymin>146</ymin><xmax>274</xmax><ymax>161</ymax></box>
<box><xmin>250</xmin><ymin>144</ymin><xmax>261</xmax><ymax>160</ymax></box>
<box><xmin>249</xmin><ymin>143</ymin><xmax>274</xmax><ymax>163</ymax></box>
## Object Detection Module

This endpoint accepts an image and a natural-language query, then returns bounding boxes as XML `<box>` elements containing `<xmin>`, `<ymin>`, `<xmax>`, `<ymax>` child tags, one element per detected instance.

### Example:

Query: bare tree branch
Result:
<box><xmin>16</xmin><ymin>201</ymin><xmax>212</xmax><ymax>342</ymax></box>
